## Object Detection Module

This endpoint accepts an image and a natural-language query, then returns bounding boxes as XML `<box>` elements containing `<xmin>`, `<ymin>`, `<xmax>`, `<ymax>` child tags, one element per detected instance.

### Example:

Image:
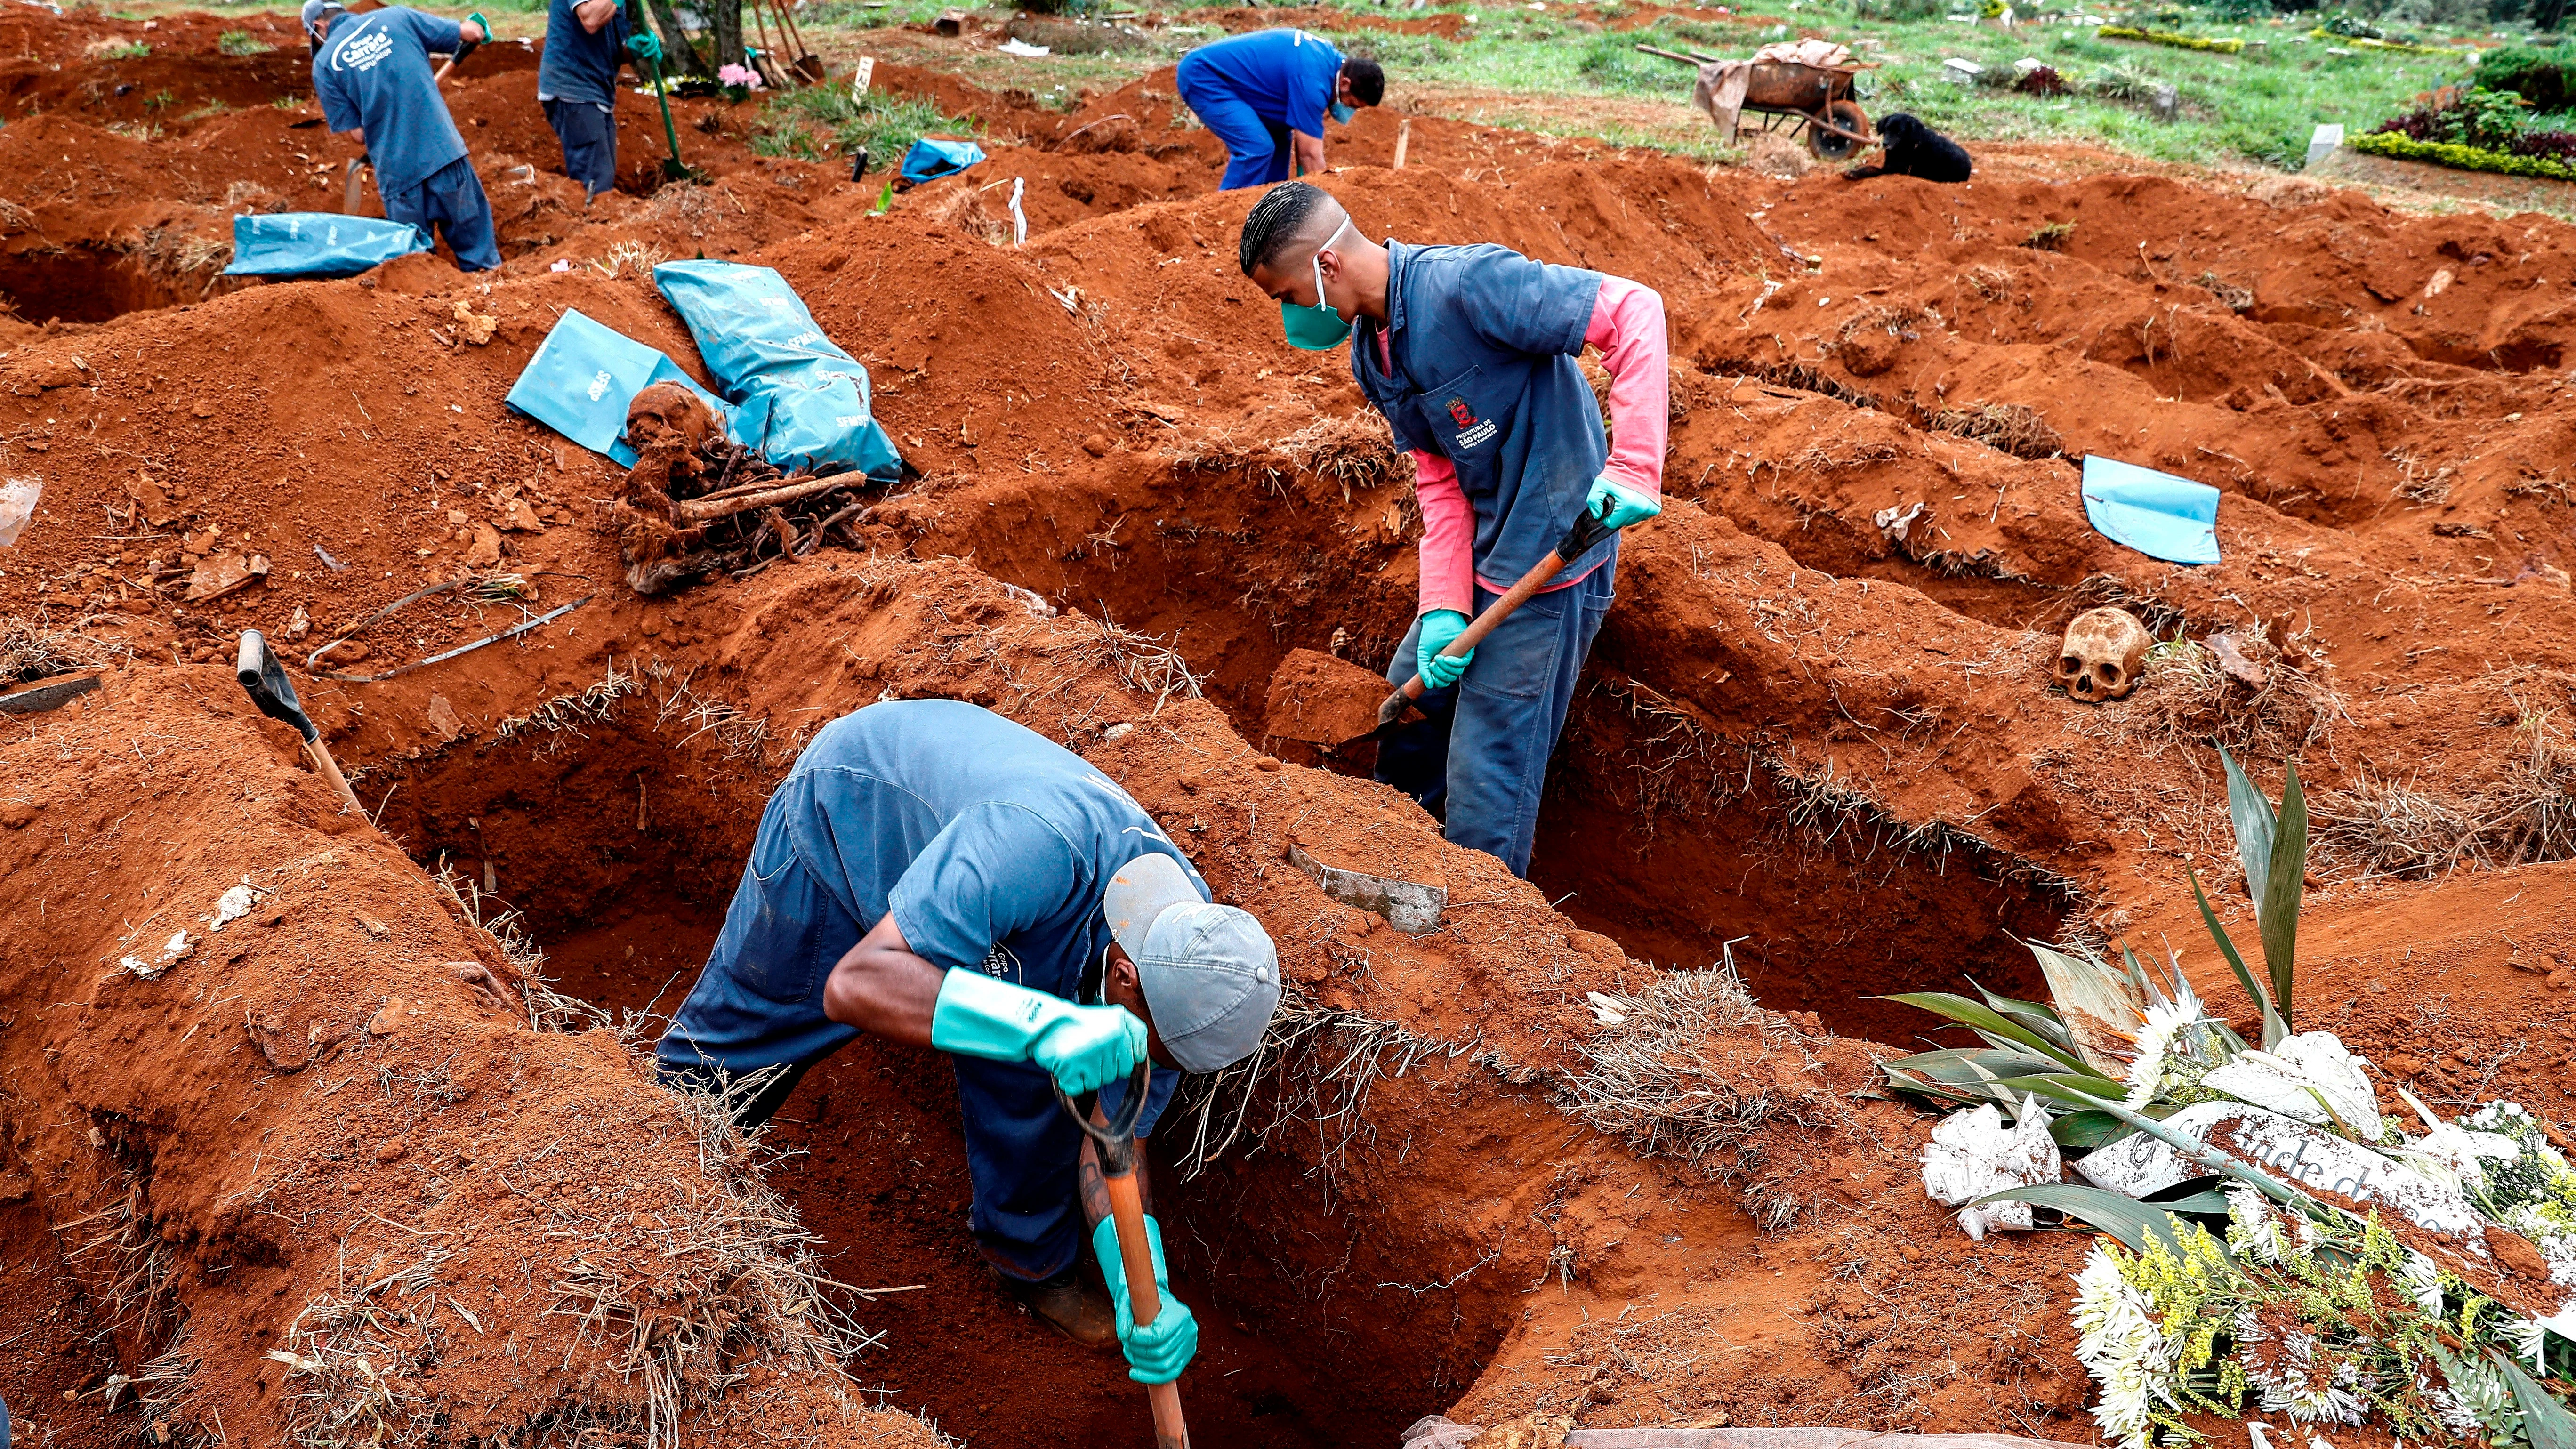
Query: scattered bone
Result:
<box><xmin>2206</xmin><ymin>630</ymin><xmax>2269</xmax><ymax>688</ymax></box>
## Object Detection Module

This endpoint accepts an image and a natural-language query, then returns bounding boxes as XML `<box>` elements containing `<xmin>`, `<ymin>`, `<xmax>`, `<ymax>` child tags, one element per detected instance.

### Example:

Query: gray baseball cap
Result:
<box><xmin>1102</xmin><ymin>853</ymin><xmax>1280</xmax><ymax>1073</ymax></box>
<box><xmin>300</xmin><ymin>0</ymin><xmax>346</xmax><ymax>30</ymax></box>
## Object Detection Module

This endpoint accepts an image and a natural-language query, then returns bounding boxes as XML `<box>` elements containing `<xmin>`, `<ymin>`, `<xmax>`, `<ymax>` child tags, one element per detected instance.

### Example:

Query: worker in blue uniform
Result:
<box><xmin>656</xmin><ymin>700</ymin><xmax>1282</xmax><ymax>1384</ymax></box>
<box><xmin>537</xmin><ymin>0</ymin><xmax>660</xmax><ymax>201</ymax></box>
<box><xmin>1239</xmin><ymin>181</ymin><xmax>1670</xmax><ymax>878</ymax></box>
<box><xmin>306</xmin><ymin>0</ymin><xmax>501</xmax><ymax>272</ymax></box>
<box><xmin>1175</xmin><ymin>28</ymin><xmax>1384</xmax><ymax>190</ymax></box>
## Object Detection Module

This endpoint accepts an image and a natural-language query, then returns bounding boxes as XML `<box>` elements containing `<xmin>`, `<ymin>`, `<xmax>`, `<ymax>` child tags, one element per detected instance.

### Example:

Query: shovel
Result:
<box><xmin>639</xmin><ymin>50</ymin><xmax>706</xmax><ymax>184</ymax></box>
<box><xmin>235</xmin><ymin>630</ymin><xmax>366</xmax><ymax>817</ymax></box>
<box><xmin>1375</xmin><ymin>501</ymin><xmax>1618</xmax><ymax>734</ymax></box>
<box><xmin>1057</xmin><ymin>1064</ymin><xmax>1190</xmax><ymax>1449</ymax></box>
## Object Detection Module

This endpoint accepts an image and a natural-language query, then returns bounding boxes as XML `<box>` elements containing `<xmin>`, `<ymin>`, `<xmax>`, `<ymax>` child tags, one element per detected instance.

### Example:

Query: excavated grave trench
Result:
<box><xmin>0</xmin><ymin>244</ymin><xmax>215</xmax><ymax>325</ymax></box>
<box><xmin>373</xmin><ymin>716</ymin><xmax>1496</xmax><ymax>1449</ymax></box>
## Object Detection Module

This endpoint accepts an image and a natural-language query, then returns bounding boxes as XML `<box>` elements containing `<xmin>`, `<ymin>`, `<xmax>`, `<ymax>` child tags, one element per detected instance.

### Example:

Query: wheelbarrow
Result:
<box><xmin>1638</xmin><ymin>44</ymin><xmax>1874</xmax><ymax>161</ymax></box>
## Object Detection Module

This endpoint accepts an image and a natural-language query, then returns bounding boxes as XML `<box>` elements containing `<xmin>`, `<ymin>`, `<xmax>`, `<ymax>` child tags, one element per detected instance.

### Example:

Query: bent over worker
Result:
<box><xmin>1240</xmin><ymin>180</ymin><xmax>1667</xmax><ymax>877</ymax></box>
<box><xmin>306</xmin><ymin>0</ymin><xmax>500</xmax><ymax>271</ymax></box>
<box><xmin>656</xmin><ymin>700</ymin><xmax>1281</xmax><ymax>1384</ymax></box>
<box><xmin>1175</xmin><ymin>28</ymin><xmax>1383</xmax><ymax>190</ymax></box>
<box><xmin>538</xmin><ymin>0</ymin><xmax>660</xmax><ymax>201</ymax></box>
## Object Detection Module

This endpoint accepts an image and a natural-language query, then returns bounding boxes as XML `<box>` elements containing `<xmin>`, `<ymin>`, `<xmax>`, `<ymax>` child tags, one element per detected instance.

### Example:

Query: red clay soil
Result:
<box><xmin>3</xmin><ymin>9</ymin><xmax>2575</xmax><ymax>1447</ymax></box>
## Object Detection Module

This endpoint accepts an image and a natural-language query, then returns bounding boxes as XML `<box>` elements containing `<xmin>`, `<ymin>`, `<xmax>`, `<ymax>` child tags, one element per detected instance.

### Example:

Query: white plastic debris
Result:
<box><xmin>126</xmin><ymin>929</ymin><xmax>193</xmax><ymax>981</ymax></box>
<box><xmin>2391</xmin><ymin>1087</ymin><xmax>2520</xmax><ymax>1189</ymax></box>
<box><xmin>997</xmin><ymin>37</ymin><xmax>1050</xmax><ymax>56</ymax></box>
<box><xmin>1586</xmin><ymin>991</ymin><xmax>1629</xmax><ymax>1026</ymax></box>
<box><xmin>2078</xmin><ymin>1101</ymin><xmax>2484</xmax><ymax>1235</ymax></box>
<box><xmin>1922</xmin><ymin>1095</ymin><xmax>2061</xmax><ymax>1240</ymax></box>
<box><xmin>208</xmin><ymin>883</ymin><xmax>259</xmax><ymax>932</ymax></box>
<box><xmin>2201</xmin><ymin>1032</ymin><xmax>2382</xmax><ymax>1138</ymax></box>
<box><xmin>0</xmin><ymin>475</ymin><xmax>42</xmax><ymax>549</ymax></box>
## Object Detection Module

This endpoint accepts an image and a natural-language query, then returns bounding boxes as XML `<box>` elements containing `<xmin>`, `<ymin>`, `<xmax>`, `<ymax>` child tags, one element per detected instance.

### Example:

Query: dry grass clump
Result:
<box><xmin>1567</xmin><ymin>966</ymin><xmax>1841</xmax><ymax>1228</ymax></box>
<box><xmin>1166</xmin><ymin>409</ymin><xmax>1401</xmax><ymax>500</ymax></box>
<box><xmin>2</xmin><ymin>611</ymin><xmax>125</xmax><ymax>684</ymax></box>
<box><xmin>2311</xmin><ymin>704</ymin><xmax>2576</xmax><ymax>879</ymax></box>
<box><xmin>1925</xmin><ymin>401</ymin><xmax>2063</xmax><ymax>460</ymax></box>
<box><xmin>1703</xmin><ymin>357</ymin><xmax>1881</xmax><ymax>411</ymax></box>
<box><xmin>2112</xmin><ymin>635</ymin><xmax>2336</xmax><ymax>761</ymax></box>
<box><xmin>922</xmin><ymin>184</ymin><xmax>1010</xmax><ymax>247</ymax></box>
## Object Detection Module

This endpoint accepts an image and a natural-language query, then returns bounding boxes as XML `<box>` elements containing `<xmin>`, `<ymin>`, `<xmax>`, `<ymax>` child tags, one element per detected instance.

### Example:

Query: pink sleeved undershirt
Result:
<box><xmin>1392</xmin><ymin>279</ymin><xmax>1668</xmax><ymax>617</ymax></box>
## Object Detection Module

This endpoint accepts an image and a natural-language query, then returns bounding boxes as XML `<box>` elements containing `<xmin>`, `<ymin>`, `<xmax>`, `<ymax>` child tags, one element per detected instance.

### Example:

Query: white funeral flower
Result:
<box><xmin>2224</xmin><ymin>1184</ymin><xmax>2285</xmax><ymax>1266</ymax></box>
<box><xmin>2073</xmin><ymin>1245</ymin><xmax>2170</xmax><ymax>1449</ymax></box>
<box><xmin>2200</xmin><ymin>1032</ymin><xmax>2382</xmax><ymax>1139</ymax></box>
<box><xmin>2123</xmin><ymin>997</ymin><xmax>2212</xmax><ymax>1107</ymax></box>
<box><xmin>1921</xmin><ymin>1096</ymin><xmax>2060</xmax><ymax>1240</ymax></box>
<box><xmin>2398</xmin><ymin>1249</ymin><xmax>2447</xmax><ymax>1319</ymax></box>
<box><xmin>2244</xmin><ymin>1328</ymin><xmax>2368</xmax><ymax>1426</ymax></box>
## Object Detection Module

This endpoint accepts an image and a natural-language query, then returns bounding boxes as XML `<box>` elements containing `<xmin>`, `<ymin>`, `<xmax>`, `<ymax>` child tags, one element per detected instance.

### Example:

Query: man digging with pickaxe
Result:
<box><xmin>1240</xmin><ymin>180</ymin><xmax>1670</xmax><ymax>878</ymax></box>
<box><xmin>656</xmin><ymin>699</ymin><xmax>1281</xmax><ymax>1394</ymax></box>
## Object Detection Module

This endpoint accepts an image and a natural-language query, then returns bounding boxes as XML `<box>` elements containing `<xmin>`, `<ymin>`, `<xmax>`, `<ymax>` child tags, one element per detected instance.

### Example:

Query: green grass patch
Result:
<box><xmin>98</xmin><ymin>40</ymin><xmax>152</xmax><ymax>59</ymax></box>
<box><xmin>217</xmin><ymin>29</ymin><xmax>274</xmax><ymax>56</ymax></box>
<box><xmin>2349</xmin><ymin>128</ymin><xmax>2576</xmax><ymax>180</ymax></box>
<box><xmin>754</xmin><ymin>86</ymin><xmax>975</xmax><ymax>163</ymax></box>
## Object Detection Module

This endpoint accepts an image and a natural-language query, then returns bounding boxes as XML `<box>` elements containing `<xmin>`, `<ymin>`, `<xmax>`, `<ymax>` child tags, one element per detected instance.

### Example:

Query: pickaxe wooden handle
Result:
<box><xmin>1376</xmin><ymin>503</ymin><xmax>1619</xmax><ymax>731</ymax></box>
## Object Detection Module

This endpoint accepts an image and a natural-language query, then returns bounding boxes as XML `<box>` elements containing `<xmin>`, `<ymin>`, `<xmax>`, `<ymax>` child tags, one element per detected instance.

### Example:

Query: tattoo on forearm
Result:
<box><xmin>1078</xmin><ymin>1139</ymin><xmax>1111</xmax><ymax>1229</ymax></box>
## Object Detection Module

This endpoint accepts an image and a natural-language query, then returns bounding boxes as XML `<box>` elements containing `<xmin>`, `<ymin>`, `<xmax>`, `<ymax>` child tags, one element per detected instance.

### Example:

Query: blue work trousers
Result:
<box><xmin>655</xmin><ymin>780</ymin><xmax>1152</xmax><ymax>1283</ymax></box>
<box><xmin>544</xmin><ymin>98</ymin><xmax>618</xmax><ymax>198</ymax></box>
<box><xmin>382</xmin><ymin>155</ymin><xmax>500</xmax><ymax>272</ymax></box>
<box><xmin>1376</xmin><ymin>562</ymin><xmax>1616</xmax><ymax>878</ymax></box>
<box><xmin>1176</xmin><ymin>64</ymin><xmax>1293</xmax><ymax>190</ymax></box>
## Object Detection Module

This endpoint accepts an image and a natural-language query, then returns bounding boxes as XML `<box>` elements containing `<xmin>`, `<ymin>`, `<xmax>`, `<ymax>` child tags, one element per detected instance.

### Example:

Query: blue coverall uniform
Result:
<box><xmin>313</xmin><ymin>7</ymin><xmax>500</xmax><ymax>271</ymax></box>
<box><xmin>1175</xmin><ymin>28</ymin><xmax>1346</xmax><ymax>191</ymax></box>
<box><xmin>1355</xmin><ymin>241</ymin><xmax>1618</xmax><ymax>878</ymax></box>
<box><xmin>656</xmin><ymin>700</ymin><xmax>1188</xmax><ymax>1282</ymax></box>
<box><xmin>537</xmin><ymin>0</ymin><xmax>628</xmax><ymax>197</ymax></box>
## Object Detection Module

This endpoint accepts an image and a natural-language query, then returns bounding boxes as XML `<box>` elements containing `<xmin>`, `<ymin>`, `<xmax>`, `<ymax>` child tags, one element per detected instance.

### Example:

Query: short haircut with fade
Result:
<box><xmin>1237</xmin><ymin>180</ymin><xmax>1336</xmax><ymax>279</ymax></box>
<box><xmin>1343</xmin><ymin>57</ymin><xmax>1385</xmax><ymax>107</ymax></box>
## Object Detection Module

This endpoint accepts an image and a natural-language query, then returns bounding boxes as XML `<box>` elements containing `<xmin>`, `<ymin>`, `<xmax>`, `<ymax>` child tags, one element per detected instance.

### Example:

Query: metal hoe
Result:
<box><xmin>235</xmin><ymin>630</ymin><xmax>366</xmax><ymax>817</ymax></box>
<box><xmin>1058</xmin><ymin>1064</ymin><xmax>1190</xmax><ymax>1449</ymax></box>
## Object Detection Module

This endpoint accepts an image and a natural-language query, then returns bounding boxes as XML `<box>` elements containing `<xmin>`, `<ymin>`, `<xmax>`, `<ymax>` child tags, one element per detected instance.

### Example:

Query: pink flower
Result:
<box><xmin>717</xmin><ymin>63</ymin><xmax>763</xmax><ymax>90</ymax></box>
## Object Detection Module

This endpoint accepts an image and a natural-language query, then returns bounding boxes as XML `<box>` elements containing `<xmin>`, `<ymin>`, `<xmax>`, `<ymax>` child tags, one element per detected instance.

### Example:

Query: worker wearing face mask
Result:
<box><xmin>1236</xmin><ymin>180</ymin><xmax>1667</xmax><ymax>879</ymax></box>
<box><xmin>1175</xmin><ymin>28</ymin><xmax>1383</xmax><ymax>190</ymax></box>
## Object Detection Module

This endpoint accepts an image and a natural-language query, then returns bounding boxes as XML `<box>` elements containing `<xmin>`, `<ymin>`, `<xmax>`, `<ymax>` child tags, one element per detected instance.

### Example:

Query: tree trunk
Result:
<box><xmin>710</xmin><ymin>0</ymin><xmax>743</xmax><ymax>79</ymax></box>
<box><xmin>639</xmin><ymin>0</ymin><xmax>712</xmax><ymax>77</ymax></box>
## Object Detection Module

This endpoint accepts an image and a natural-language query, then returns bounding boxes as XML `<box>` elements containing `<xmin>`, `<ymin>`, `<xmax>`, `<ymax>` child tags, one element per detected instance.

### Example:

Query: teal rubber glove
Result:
<box><xmin>1091</xmin><ymin>1214</ymin><xmax>1199</xmax><ymax>1385</ymax></box>
<box><xmin>1416</xmin><ymin>609</ymin><xmax>1472</xmax><ymax>690</ymax></box>
<box><xmin>928</xmin><ymin>969</ymin><xmax>1145</xmax><ymax>1095</ymax></box>
<box><xmin>627</xmin><ymin>27</ymin><xmax>662</xmax><ymax>62</ymax></box>
<box><xmin>465</xmin><ymin>10</ymin><xmax>489</xmax><ymax>41</ymax></box>
<box><xmin>1586</xmin><ymin>475</ymin><xmax>1662</xmax><ymax>530</ymax></box>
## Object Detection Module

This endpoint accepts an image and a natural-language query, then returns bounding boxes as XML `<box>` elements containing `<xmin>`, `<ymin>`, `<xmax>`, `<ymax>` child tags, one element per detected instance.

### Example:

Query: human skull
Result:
<box><xmin>2056</xmin><ymin>607</ymin><xmax>2149</xmax><ymax>703</ymax></box>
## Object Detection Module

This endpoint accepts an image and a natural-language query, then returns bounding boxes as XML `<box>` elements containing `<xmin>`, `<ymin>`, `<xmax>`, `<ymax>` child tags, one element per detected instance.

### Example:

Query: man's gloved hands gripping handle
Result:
<box><xmin>1091</xmin><ymin>1213</ymin><xmax>1197</xmax><ymax>1384</ymax></box>
<box><xmin>927</xmin><ymin>968</ymin><xmax>1144</xmax><ymax>1095</ymax></box>
<box><xmin>1413</xmin><ymin>475</ymin><xmax>1659</xmax><ymax>691</ymax></box>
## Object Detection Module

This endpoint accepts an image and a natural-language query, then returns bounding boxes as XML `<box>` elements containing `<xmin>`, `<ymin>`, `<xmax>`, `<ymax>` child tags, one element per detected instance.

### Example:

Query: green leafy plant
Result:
<box><xmin>2023</xmin><ymin>218</ymin><xmax>2078</xmax><ymax>249</ymax></box>
<box><xmin>2351</xmin><ymin>128</ymin><xmax>2576</xmax><ymax>178</ymax></box>
<box><xmin>2479</xmin><ymin>43</ymin><xmax>2575</xmax><ymax>109</ymax></box>
<box><xmin>100</xmin><ymin>40</ymin><xmax>151</xmax><ymax>59</ymax></box>
<box><xmin>217</xmin><ymin>29</ymin><xmax>274</xmax><ymax>56</ymax></box>
<box><xmin>753</xmin><ymin>86</ymin><xmax>972</xmax><ymax>165</ymax></box>
<box><xmin>2100</xmin><ymin>24</ymin><xmax>2248</xmax><ymax>52</ymax></box>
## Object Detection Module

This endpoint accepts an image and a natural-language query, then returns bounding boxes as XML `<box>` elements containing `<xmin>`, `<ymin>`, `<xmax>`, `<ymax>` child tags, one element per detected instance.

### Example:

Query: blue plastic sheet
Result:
<box><xmin>221</xmin><ymin>212</ymin><xmax>428</xmax><ymax>279</ymax></box>
<box><xmin>650</xmin><ymin>260</ymin><xmax>905</xmax><ymax>479</ymax></box>
<box><xmin>503</xmin><ymin>308</ymin><xmax>735</xmax><ymax>467</ymax></box>
<box><xmin>899</xmin><ymin>137</ymin><xmax>986</xmax><ymax>185</ymax></box>
<box><xmin>2080</xmin><ymin>455</ymin><xmax>2221</xmax><ymax>565</ymax></box>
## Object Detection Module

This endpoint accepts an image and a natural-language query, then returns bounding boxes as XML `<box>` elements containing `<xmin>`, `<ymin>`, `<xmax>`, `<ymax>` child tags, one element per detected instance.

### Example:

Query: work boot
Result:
<box><xmin>996</xmin><ymin>1264</ymin><xmax>1117</xmax><ymax>1349</ymax></box>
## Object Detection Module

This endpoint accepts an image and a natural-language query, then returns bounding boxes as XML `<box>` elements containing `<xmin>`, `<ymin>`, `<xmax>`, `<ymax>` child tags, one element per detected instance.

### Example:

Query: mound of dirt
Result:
<box><xmin>4</xmin><ymin>9</ymin><xmax>2576</xmax><ymax>1447</ymax></box>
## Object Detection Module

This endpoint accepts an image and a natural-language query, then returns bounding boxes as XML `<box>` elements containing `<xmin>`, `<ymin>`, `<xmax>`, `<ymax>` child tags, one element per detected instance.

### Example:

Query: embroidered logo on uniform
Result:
<box><xmin>1446</xmin><ymin>396</ymin><xmax>1475</xmax><ymax>429</ymax></box>
<box><xmin>333</xmin><ymin>22</ymin><xmax>396</xmax><ymax>72</ymax></box>
<box><xmin>981</xmin><ymin>942</ymin><xmax>1020</xmax><ymax>979</ymax></box>
<box><xmin>1448</xmin><ymin>394</ymin><xmax>1497</xmax><ymax>450</ymax></box>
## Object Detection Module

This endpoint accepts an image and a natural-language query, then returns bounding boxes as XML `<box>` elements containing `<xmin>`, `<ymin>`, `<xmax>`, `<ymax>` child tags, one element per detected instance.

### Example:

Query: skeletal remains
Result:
<box><xmin>614</xmin><ymin>382</ymin><xmax>874</xmax><ymax>596</ymax></box>
<box><xmin>2055</xmin><ymin>606</ymin><xmax>2149</xmax><ymax>702</ymax></box>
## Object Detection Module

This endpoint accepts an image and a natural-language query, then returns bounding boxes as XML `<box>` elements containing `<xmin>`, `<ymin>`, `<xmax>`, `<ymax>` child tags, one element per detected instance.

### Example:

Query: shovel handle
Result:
<box><xmin>1103</xmin><ymin>1172</ymin><xmax>1189</xmax><ymax>1449</ymax></box>
<box><xmin>1377</xmin><ymin>503</ymin><xmax>1618</xmax><ymax>727</ymax></box>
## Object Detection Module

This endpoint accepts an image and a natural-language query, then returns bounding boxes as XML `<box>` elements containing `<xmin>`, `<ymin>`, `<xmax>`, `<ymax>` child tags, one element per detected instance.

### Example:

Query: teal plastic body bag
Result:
<box><xmin>503</xmin><ymin>308</ymin><xmax>735</xmax><ymax>467</ymax></box>
<box><xmin>221</xmin><ymin>213</ymin><xmax>429</xmax><ymax>279</ymax></box>
<box><xmin>649</xmin><ymin>260</ymin><xmax>905</xmax><ymax>480</ymax></box>
<box><xmin>899</xmin><ymin>137</ymin><xmax>985</xmax><ymax>184</ymax></box>
<box><xmin>2080</xmin><ymin>455</ymin><xmax>2221</xmax><ymax>566</ymax></box>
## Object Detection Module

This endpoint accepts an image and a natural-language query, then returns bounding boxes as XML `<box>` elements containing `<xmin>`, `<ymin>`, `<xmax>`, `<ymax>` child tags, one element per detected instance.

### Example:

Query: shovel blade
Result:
<box><xmin>1288</xmin><ymin>844</ymin><xmax>1444</xmax><ymax>935</ymax></box>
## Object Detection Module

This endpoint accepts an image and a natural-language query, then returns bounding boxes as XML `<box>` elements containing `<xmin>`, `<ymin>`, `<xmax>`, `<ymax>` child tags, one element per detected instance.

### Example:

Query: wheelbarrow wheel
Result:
<box><xmin>1808</xmin><ymin>100</ymin><xmax>1870</xmax><ymax>161</ymax></box>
